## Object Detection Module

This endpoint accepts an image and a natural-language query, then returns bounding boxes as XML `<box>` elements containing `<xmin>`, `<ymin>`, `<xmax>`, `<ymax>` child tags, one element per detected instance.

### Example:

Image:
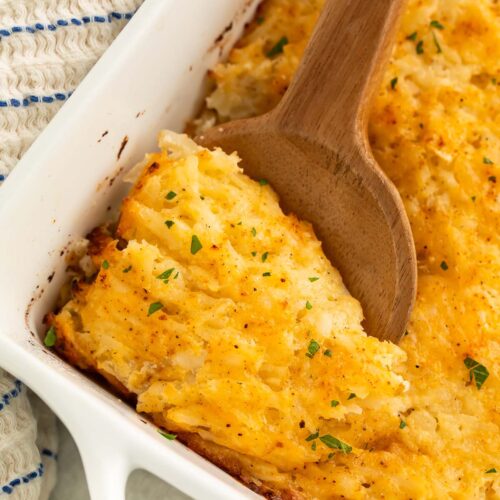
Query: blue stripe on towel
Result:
<box><xmin>0</xmin><ymin>90</ymin><xmax>74</xmax><ymax>109</ymax></box>
<box><xmin>0</xmin><ymin>463</ymin><xmax>44</xmax><ymax>495</ymax></box>
<box><xmin>0</xmin><ymin>10</ymin><xmax>137</xmax><ymax>40</ymax></box>
<box><xmin>41</xmin><ymin>448</ymin><xmax>58</xmax><ymax>460</ymax></box>
<box><xmin>0</xmin><ymin>380</ymin><xmax>22</xmax><ymax>412</ymax></box>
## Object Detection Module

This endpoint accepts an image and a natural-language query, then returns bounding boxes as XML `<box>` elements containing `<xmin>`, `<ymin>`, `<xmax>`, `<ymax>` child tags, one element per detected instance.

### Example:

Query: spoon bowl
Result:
<box><xmin>199</xmin><ymin>0</ymin><xmax>417</xmax><ymax>343</ymax></box>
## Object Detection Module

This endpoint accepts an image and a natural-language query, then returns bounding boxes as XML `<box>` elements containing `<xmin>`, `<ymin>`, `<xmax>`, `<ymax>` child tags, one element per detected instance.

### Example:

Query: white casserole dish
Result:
<box><xmin>0</xmin><ymin>1</ymin><xmax>263</xmax><ymax>498</ymax></box>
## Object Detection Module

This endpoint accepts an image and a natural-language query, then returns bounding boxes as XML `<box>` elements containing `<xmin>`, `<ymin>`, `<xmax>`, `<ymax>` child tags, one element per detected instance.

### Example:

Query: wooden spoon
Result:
<box><xmin>198</xmin><ymin>0</ymin><xmax>416</xmax><ymax>343</ymax></box>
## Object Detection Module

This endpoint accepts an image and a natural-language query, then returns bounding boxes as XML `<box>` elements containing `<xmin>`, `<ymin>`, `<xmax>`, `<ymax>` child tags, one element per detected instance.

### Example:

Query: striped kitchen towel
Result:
<box><xmin>0</xmin><ymin>370</ymin><xmax>56</xmax><ymax>500</ymax></box>
<box><xmin>0</xmin><ymin>0</ymin><xmax>144</xmax><ymax>182</ymax></box>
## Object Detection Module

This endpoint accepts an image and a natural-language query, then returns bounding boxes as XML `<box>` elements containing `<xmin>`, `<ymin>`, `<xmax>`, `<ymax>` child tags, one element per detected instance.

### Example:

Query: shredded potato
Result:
<box><xmin>52</xmin><ymin>0</ymin><xmax>499</xmax><ymax>498</ymax></box>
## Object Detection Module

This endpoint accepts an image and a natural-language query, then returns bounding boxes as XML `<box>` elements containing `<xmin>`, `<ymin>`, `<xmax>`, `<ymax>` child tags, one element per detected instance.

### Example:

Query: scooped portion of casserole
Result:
<box><xmin>50</xmin><ymin>131</ymin><xmax>408</xmax><ymax>473</ymax></box>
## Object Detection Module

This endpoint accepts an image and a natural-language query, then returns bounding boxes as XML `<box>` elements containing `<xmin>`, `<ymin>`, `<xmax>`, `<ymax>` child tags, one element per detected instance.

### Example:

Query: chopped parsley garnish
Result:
<box><xmin>488</xmin><ymin>175</ymin><xmax>497</xmax><ymax>183</ymax></box>
<box><xmin>440</xmin><ymin>260</ymin><xmax>448</xmax><ymax>271</ymax></box>
<box><xmin>102</xmin><ymin>260</ymin><xmax>110</xmax><ymax>270</ymax></box>
<box><xmin>157</xmin><ymin>268</ymin><xmax>175</xmax><ymax>281</ymax></box>
<box><xmin>308</xmin><ymin>277</ymin><xmax>319</xmax><ymax>282</ymax></box>
<box><xmin>311</xmin><ymin>441</ymin><xmax>317</xmax><ymax>451</ymax></box>
<box><xmin>266</xmin><ymin>36</ymin><xmax>288</xmax><ymax>58</ymax></box>
<box><xmin>123</xmin><ymin>265</ymin><xmax>132</xmax><ymax>273</ymax></box>
<box><xmin>406</xmin><ymin>31</ymin><xmax>417</xmax><ymax>41</ymax></box>
<box><xmin>165</xmin><ymin>191</ymin><xmax>177</xmax><ymax>200</ymax></box>
<box><xmin>306</xmin><ymin>431</ymin><xmax>319</xmax><ymax>442</ymax></box>
<box><xmin>306</xmin><ymin>431</ymin><xmax>352</xmax><ymax>454</ymax></box>
<box><xmin>256</xmin><ymin>16</ymin><xmax>265</xmax><ymax>25</ymax></box>
<box><xmin>262</xmin><ymin>252</ymin><xmax>269</xmax><ymax>262</ymax></box>
<box><xmin>148</xmin><ymin>301</ymin><xmax>163</xmax><ymax>316</ymax></box>
<box><xmin>432</xmin><ymin>31</ymin><xmax>443</xmax><ymax>54</ymax></box>
<box><xmin>44</xmin><ymin>326</ymin><xmax>57</xmax><ymax>347</ymax></box>
<box><xmin>399</xmin><ymin>420</ymin><xmax>407</xmax><ymax>429</ymax></box>
<box><xmin>165</xmin><ymin>220</ymin><xmax>175</xmax><ymax>229</ymax></box>
<box><xmin>416</xmin><ymin>40</ymin><xmax>424</xmax><ymax>54</ymax></box>
<box><xmin>305</xmin><ymin>301</ymin><xmax>313</xmax><ymax>310</ymax></box>
<box><xmin>251</xmin><ymin>227</ymin><xmax>257</xmax><ymax>237</ymax></box>
<box><xmin>347</xmin><ymin>393</ymin><xmax>357</xmax><ymax>400</ymax></box>
<box><xmin>251</xmin><ymin>251</ymin><xmax>257</xmax><ymax>257</ymax></box>
<box><xmin>323</xmin><ymin>349</ymin><xmax>332</xmax><ymax>357</ymax></box>
<box><xmin>390</xmin><ymin>77</ymin><xmax>398</xmax><ymax>90</ymax></box>
<box><xmin>486</xmin><ymin>468</ymin><xmax>497</xmax><ymax>474</ymax></box>
<box><xmin>430</xmin><ymin>20</ymin><xmax>445</xmax><ymax>30</ymax></box>
<box><xmin>483</xmin><ymin>157</ymin><xmax>494</xmax><ymax>165</ymax></box>
<box><xmin>191</xmin><ymin>235</ymin><xmax>203</xmax><ymax>255</ymax></box>
<box><xmin>331</xmin><ymin>400</ymin><xmax>339</xmax><ymax>407</ymax></box>
<box><xmin>328</xmin><ymin>452</ymin><xmax>335</xmax><ymax>460</ymax></box>
<box><xmin>319</xmin><ymin>435</ymin><xmax>352</xmax><ymax>454</ymax></box>
<box><xmin>259</xmin><ymin>179</ymin><xmax>269</xmax><ymax>186</ymax></box>
<box><xmin>174</xmin><ymin>272</ymin><xmax>179</xmax><ymax>279</ymax></box>
<box><xmin>306</xmin><ymin>339</ymin><xmax>320</xmax><ymax>358</ymax></box>
<box><xmin>158</xmin><ymin>430</ymin><xmax>177</xmax><ymax>440</ymax></box>
<box><xmin>262</xmin><ymin>272</ymin><xmax>271</xmax><ymax>277</ymax></box>
<box><xmin>464</xmin><ymin>356</ymin><xmax>489</xmax><ymax>390</ymax></box>
<box><xmin>431</xmin><ymin>31</ymin><xmax>442</xmax><ymax>53</ymax></box>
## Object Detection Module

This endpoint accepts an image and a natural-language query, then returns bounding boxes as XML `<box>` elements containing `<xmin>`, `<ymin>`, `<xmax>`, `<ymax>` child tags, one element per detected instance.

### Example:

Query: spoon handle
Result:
<box><xmin>272</xmin><ymin>0</ymin><xmax>406</xmax><ymax>146</ymax></box>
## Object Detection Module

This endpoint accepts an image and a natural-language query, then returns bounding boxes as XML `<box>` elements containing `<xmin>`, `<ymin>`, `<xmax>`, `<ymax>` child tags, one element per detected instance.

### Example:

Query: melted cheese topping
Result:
<box><xmin>53</xmin><ymin>0</ymin><xmax>499</xmax><ymax>497</ymax></box>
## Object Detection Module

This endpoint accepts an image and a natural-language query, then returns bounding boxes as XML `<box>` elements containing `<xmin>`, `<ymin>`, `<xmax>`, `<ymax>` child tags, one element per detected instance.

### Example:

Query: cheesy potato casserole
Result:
<box><xmin>49</xmin><ymin>0</ymin><xmax>499</xmax><ymax>498</ymax></box>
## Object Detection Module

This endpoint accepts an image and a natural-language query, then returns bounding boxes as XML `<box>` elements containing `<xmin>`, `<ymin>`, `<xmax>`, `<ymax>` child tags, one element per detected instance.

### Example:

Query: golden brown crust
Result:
<box><xmin>156</xmin><ymin>424</ymin><xmax>298</xmax><ymax>500</ymax></box>
<box><xmin>86</xmin><ymin>225</ymin><xmax>114</xmax><ymax>257</ymax></box>
<box><xmin>179</xmin><ymin>433</ymin><xmax>302</xmax><ymax>500</ymax></box>
<box><xmin>147</xmin><ymin>411</ymin><xmax>300</xmax><ymax>499</ymax></box>
<box><xmin>46</xmin><ymin>312</ymin><xmax>85</xmax><ymax>369</ymax></box>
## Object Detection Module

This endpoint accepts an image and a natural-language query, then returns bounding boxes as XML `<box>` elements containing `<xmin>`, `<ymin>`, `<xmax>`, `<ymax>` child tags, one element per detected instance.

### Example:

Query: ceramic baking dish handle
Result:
<box><xmin>68</xmin><ymin>417</ymin><xmax>132</xmax><ymax>500</ymax></box>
